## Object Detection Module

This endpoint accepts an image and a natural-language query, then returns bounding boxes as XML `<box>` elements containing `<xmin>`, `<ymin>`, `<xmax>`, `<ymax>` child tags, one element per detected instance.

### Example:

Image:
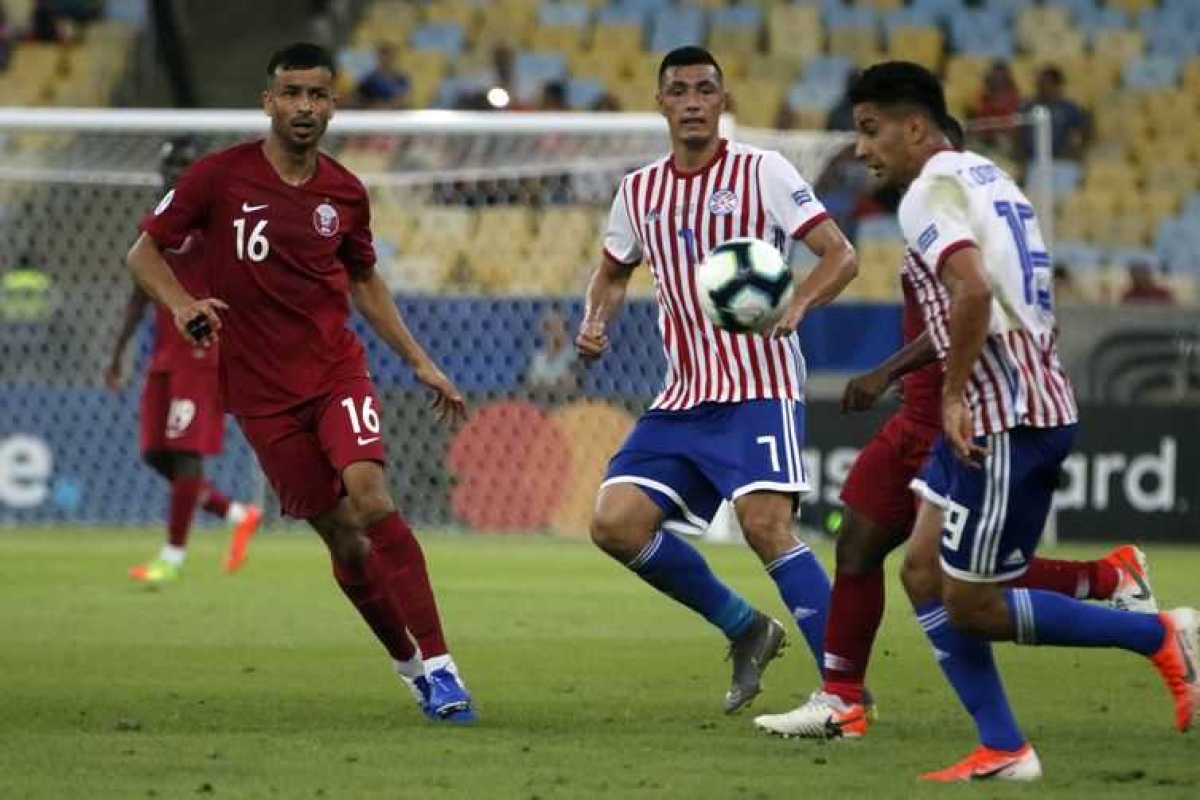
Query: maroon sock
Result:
<box><xmin>168</xmin><ymin>475</ymin><xmax>204</xmax><ymax>548</ymax></box>
<box><xmin>333</xmin><ymin>553</ymin><xmax>418</xmax><ymax>662</ymax></box>
<box><xmin>368</xmin><ymin>511</ymin><xmax>448</xmax><ymax>658</ymax></box>
<box><xmin>1087</xmin><ymin>559</ymin><xmax>1121</xmax><ymax>600</ymax></box>
<box><xmin>1013</xmin><ymin>557</ymin><xmax>1103</xmax><ymax>598</ymax></box>
<box><xmin>821</xmin><ymin>569</ymin><xmax>885</xmax><ymax>704</ymax></box>
<box><xmin>199</xmin><ymin>482</ymin><xmax>232</xmax><ymax>518</ymax></box>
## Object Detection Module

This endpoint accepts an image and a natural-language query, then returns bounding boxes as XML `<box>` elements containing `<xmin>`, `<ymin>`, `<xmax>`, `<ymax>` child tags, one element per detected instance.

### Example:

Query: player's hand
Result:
<box><xmin>770</xmin><ymin>298</ymin><xmax>809</xmax><ymax>338</ymax></box>
<box><xmin>575</xmin><ymin>320</ymin><xmax>608</xmax><ymax>362</ymax></box>
<box><xmin>943</xmin><ymin>394</ymin><xmax>988</xmax><ymax>467</ymax></box>
<box><xmin>841</xmin><ymin>368</ymin><xmax>889</xmax><ymax>413</ymax></box>
<box><xmin>415</xmin><ymin>362</ymin><xmax>467</xmax><ymax>426</ymax></box>
<box><xmin>103</xmin><ymin>360</ymin><xmax>124</xmax><ymax>392</ymax></box>
<box><xmin>172</xmin><ymin>298</ymin><xmax>228</xmax><ymax>348</ymax></box>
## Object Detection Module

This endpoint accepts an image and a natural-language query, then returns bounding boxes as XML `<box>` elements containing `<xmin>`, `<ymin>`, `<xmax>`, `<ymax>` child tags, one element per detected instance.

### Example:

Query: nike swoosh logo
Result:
<box><xmin>1117</xmin><ymin>554</ymin><xmax>1152</xmax><ymax>600</ymax></box>
<box><xmin>242</xmin><ymin>202</ymin><xmax>268</xmax><ymax>213</ymax></box>
<box><xmin>1179</xmin><ymin>632</ymin><xmax>1198</xmax><ymax>684</ymax></box>
<box><xmin>356</xmin><ymin>436</ymin><xmax>380</xmax><ymax>446</ymax></box>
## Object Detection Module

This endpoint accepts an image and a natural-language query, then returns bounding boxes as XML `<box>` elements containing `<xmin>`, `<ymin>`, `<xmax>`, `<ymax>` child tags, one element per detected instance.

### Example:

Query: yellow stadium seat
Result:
<box><xmin>766</xmin><ymin>5</ymin><xmax>821</xmax><ymax>59</ymax></box>
<box><xmin>1105</xmin><ymin>0</ymin><xmax>1157</xmax><ymax>12</ymax></box>
<box><xmin>423</xmin><ymin>1</ymin><xmax>481</xmax><ymax>38</ymax></box>
<box><xmin>827</xmin><ymin>27</ymin><xmax>879</xmax><ymax>61</ymax></box>
<box><xmin>1092</xmin><ymin>29</ymin><xmax>1144</xmax><ymax>63</ymax></box>
<box><xmin>1083</xmin><ymin>160</ymin><xmax>1138</xmax><ymax>192</ymax></box>
<box><xmin>888</xmin><ymin>26</ymin><xmax>943</xmax><ymax>71</ymax></box>
<box><xmin>529</xmin><ymin>25</ymin><xmax>585</xmax><ymax>53</ymax></box>
<box><xmin>1182</xmin><ymin>58</ymin><xmax>1200</xmax><ymax>93</ymax></box>
<box><xmin>474</xmin><ymin>207</ymin><xmax>535</xmax><ymax>254</ymax></box>
<box><xmin>709</xmin><ymin>26</ymin><xmax>761</xmax><ymax>54</ymax></box>
<box><xmin>1016</xmin><ymin>6</ymin><xmax>1070</xmax><ymax>51</ymax></box>
<box><xmin>1143</xmin><ymin>163</ymin><xmax>1198</xmax><ymax>198</ymax></box>
<box><xmin>747</xmin><ymin>53</ymin><xmax>801</xmax><ymax>83</ymax></box>
<box><xmin>732</xmin><ymin>80</ymin><xmax>785</xmax><ymax>128</ymax></box>
<box><xmin>589</xmin><ymin>23</ymin><xmax>644</xmax><ymax>54</ymax></box>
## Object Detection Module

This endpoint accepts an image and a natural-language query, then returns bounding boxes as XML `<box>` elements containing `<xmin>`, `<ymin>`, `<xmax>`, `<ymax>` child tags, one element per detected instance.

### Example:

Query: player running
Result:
<box><xmin>754</xmin><ymin>121</ymin><xmax>1158</xmax><ymax>740</ymax></box>
<box><xmin>839</xmin><ymin>61</ymin><xmax>1197</xmax><ymax>781</ymax></box>
<box><xmin>125</xmin><ymin>43</ymin><xmax>475</xmax><ymax>722</ymax></box>
<box><xmin>576</xmin><ymin>46</ymin><xmax>858</xmax><ymax>715</ymax></box>
<box><xmin>106</xmin><ymin>136</ymin><xmax>261</xmax><ymax>584</ymax></box>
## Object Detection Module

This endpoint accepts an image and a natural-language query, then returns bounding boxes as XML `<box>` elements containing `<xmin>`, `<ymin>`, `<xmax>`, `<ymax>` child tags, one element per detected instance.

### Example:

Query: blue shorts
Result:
<box><xmin>911</xmin><ymin>425</ymin><xmax>1076</xmax><ymax>583</ymax></box>
<box><xmin>603</xmin><ymin>399</ymin><xmax>809</xmax><ymax>526</ymax></box>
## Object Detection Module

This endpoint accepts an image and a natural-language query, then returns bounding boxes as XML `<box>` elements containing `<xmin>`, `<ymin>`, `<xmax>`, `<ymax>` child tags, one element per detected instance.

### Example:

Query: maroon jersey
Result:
<box><xmin>141</xmin><ymin>141</ymin><xmax>376</xmax><ymax>416</ymax></box>
<box><xmin>899</xmin><ymin>257</ymin><xmax>941</xmax><ymax>428</ymax></box>
<box><xmin>148</xmin><ymin>236</ymin><xmax>219</xmax><ymax>373</ymax></box>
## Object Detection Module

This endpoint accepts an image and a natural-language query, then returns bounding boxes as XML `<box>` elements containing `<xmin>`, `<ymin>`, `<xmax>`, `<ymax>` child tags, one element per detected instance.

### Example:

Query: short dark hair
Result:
<box><xmin>267</xmin><ymin>42</ymin><xmax>336</xmax><ymax>78</ymax></box>
<box><xmin>658</xmin><ymin>46</ymin><xmax>723</xmax><ymax>83</ymax></box>
<box><xmin>942</xmin><ymin>114</ymin><xmax>966</xmax><ymax>149</ymax></box>
<box><xmin>849</xmin><ymin>61</ymin><xmax>950</xmax><ymax>129</ymax></box>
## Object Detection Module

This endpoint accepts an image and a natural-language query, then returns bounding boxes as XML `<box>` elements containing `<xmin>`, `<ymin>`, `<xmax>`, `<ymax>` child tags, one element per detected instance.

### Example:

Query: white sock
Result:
<box><xmin>159</xmin><ymin>544</ymin><xmax>186</xmax><ymax>565</ymax></box>
<box><xmin>424</xmin><ymin>654</ymin><xmax>457</xmax><ymax>676</ymax></box>
<box><xmin>393</xmin><ymin>652</ymin><xmax>424</xmax><ymax>681</ymax></box>
<box><xmin>227</xmin><ymin>502</ymin><xmax>248</xmax><ymax>525</ymax></box>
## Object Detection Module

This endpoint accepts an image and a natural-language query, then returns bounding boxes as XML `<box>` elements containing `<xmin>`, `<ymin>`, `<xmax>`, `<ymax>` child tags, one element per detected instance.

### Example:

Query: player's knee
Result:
<box><xmin>738</xmin><ymin>507</ymin><xmax>793</xmax><ymax>555</ymax></box>
<box><xmin>835</xmin><ymin>527</ymin><xmax>883</xmax><ymax>574</ymax></box>
<box><xmin>900</xmin><ymin>552</ymin><xmax>939</xmax><ymax>603</ymax></box>
<box><xmin>589</xmin><ymin>504</ymin><xmax>637</xmax><ymax>557</ymax></box>
<box><xmin>352</xmin><ymin>489</ymin><xmax>394</xmax><ymax>528</ymax></box>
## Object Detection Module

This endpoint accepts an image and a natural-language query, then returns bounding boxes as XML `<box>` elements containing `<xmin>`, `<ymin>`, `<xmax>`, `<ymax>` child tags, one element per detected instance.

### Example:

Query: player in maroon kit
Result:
<box><xmin>106</xmin><ymin>136</ymin><xmax>261</xmax><ymax>585</ymax></box>
<box><xmin>125</xmin><ymin>43</ymin><xmax>475</xmax><ymax>722</ymax></box>
<box><xmin>753</xmin><ymin>117</ymin><xmax>1157</xmax><ymax>740</ymax></box>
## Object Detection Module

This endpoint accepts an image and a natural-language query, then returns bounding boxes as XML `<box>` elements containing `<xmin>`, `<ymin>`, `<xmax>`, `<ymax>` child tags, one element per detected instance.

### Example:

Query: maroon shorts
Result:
<box><xmin>839</xmin><ymin>412</ymin><xmax>940</xmax><ymax>534</ymax></box>
<box><xmin>236</xmin><ymin>377</ymin><xmax>387</xmax><ymax>519</ymax></box>
<box><xmin>139</xmin><ymin>369</ymin><xmax>224</xmax><ymax>456</ymax></box>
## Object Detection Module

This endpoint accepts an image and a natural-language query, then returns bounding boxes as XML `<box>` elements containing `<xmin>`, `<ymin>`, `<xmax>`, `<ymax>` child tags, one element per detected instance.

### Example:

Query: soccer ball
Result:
<box><xmin>697</xmin><ymin>237</ymin><xmax>794</xmax><ymax>333</ymax></box>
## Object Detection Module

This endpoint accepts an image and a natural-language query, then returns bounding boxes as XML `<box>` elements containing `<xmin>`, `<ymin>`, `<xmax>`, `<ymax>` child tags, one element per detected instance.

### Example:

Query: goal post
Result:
<box><xmin>0</xmin><ymin>108</ymin><xmax>1051</xmax><ymax>538</ymax></box>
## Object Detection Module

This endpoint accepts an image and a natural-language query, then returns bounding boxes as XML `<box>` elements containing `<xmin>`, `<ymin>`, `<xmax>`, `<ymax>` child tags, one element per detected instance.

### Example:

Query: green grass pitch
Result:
<box><xmin>1</xmin><ymin>529</ymin><xmax>1197</xmax><ymax>799</ymax></box>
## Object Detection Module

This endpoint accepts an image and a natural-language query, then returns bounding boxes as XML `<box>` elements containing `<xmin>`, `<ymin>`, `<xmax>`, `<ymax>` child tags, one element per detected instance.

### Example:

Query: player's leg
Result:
<box><xmin>317</xmin><ymin>381</ymin><xmax>474</xmax><ymax>722</ymax></box>
<box><xmin>720</xmin><ymin>399</ymin><xmax>829</xmax><ymax>676</ymax></box>
<box><xmin>596</xmin><ymin>413</ymin><xmax>784</xmax><ymax>714</ymax></box>
<box><xmin>1014</xmin><ymin>546</ymin><xmax>1156</xmax><ymax>612</ymax></box>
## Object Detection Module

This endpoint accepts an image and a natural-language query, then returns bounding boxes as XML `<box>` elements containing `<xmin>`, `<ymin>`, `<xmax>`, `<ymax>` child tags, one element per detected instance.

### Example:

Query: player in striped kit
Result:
<box><xmin>575</xmin><ymin>47</ymin><xmax>858</xmax><ymax>715</ymax></box>
<box><xmin>846</xmin><ymin>61</ymin><xmax>1198</xmax><ymax>781</ymax></box>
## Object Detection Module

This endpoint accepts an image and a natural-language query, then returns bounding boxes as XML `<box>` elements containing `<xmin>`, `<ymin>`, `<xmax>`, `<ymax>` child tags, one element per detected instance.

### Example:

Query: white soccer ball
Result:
<box><xmin>697</xmin><ymin>237</ymin><xmax>794</xmax><ymax>333</ymax></box>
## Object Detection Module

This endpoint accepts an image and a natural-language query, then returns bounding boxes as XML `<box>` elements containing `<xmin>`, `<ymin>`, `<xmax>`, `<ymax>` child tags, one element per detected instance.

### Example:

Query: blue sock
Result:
<box><xmin>628</xmin><ymin>531</ymin><xmax>755</xmax><ymax>639</ymax></box>
<box><xmin>915</xmin><ymin>600</ymin><xmax>1025</xmax><ymax>751</ymax></box>
<box><xmin>765</xmin><ymin>542</ymin><xmax>830</xmax><ymax>672</ymax></box>
<box><xmin>1007</xmin><ymin>589</ymin><xmax>1166</xmax><ymax>655</ymax></box>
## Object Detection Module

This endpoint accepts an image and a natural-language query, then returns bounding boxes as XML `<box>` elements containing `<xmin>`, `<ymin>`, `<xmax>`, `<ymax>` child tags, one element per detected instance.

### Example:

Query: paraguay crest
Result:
<box><xmin>313</xmin><ymin>201</ymin><xmax>340</xmax><ymax>237</ymax></box>
<box><xmin>708</xmin><ymin>189</ymin><xmax>738</xmax><ymax>216</ymax></box>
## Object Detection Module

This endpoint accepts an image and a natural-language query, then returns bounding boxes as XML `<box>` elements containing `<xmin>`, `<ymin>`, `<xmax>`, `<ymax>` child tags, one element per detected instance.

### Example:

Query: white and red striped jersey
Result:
<box><xmin>899</xmin><ymin>149</ymin><xmax>1078</xmax><ymax>436</ymax></box>
<box><xmin>603</xmin><ymin>138</ymin><xmax>830</xmax><ymax>411</ymax></box>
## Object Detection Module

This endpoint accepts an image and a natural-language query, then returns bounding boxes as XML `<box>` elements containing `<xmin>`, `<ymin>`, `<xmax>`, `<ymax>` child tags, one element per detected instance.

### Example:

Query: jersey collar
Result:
<box><xmin>667</xmin><ymin>138</ymin><xmax>728</xmax><ymax>179</ymax></box>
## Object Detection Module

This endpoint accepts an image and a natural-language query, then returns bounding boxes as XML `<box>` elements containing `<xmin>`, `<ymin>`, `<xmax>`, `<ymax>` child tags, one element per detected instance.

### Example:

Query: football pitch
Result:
<box><xmin>2</xmin><ymin>529</ymin><xmax>1197</xmax><ymax>799</ymax></box>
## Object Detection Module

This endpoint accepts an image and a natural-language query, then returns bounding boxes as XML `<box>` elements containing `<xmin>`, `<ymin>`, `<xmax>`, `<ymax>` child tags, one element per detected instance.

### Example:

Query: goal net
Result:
<box><xmin>0</xmin><ymin>110</ymin><xmax>1046</xmax><ymax>536</ymax></box>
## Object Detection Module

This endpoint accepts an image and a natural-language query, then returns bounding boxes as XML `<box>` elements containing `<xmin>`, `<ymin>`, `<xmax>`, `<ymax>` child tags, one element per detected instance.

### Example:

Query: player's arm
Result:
<box><xmin>103</xmin><ymin>284</ymin><xmax>152</xmax><ymax>391</ymax></box>
<box><xmin>940</xmin><ymin>246</ymin><xmax>991</xmax><ymax>465</ymax></box>
<box><xmin>842</xmin><ymin>331</ymin><xmax>937</xmax><ymax>413</ymax></box>
<box><xmin>775</xmin><ymin>218</ymin><xmax>857</xmax><ymax>337</ymax></box>
<box><xmin>349</xmin><ymin>270</ymin><xmax>465</xmax><ymax>424</ymax></box>
<box><xmin>126</xmin><ymin>233</ymin><xmax>226</xmax><ymax>348</ymax></box>
<box><xmin>576</xmin><ymin>252</ymin><xmax>636</xmax><ymax>361</ymax></box>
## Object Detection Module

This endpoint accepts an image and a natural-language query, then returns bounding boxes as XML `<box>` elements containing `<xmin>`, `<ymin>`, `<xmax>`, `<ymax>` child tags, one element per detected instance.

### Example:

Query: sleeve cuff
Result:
<box><xmin>603</xmin><ymin>247</ymin><xmax>640</xmax><ymax>267</ymax></box>
<box><xmin>791</xmin><ymin>211</ymin><xmax>831</xmax><ymax>240</ymax></box>
<box><xmin>935</xmin><ymin>239</ymin><xmax>979</xmax><ymax>274</ymax></box>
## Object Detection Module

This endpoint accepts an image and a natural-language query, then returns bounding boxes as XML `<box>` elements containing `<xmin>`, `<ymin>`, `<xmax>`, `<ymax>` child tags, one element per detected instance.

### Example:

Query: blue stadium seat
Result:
<box><xmin>649</xmin><ymin>6</ymin><xmax>707</xmax><ymax>52</ymax></box>
<box><xmin>597</xmin><ymin>6</ymin><xmax>645</xmax><ymax>26</ymax></box>
<box><xmin>410</xmin><ymin>23</ymin><xmax>465</xmax><ymax>56</ymax></box>
<box><xmin>616</xmin><ymin>0</ymin><xmax>673</xmax><ymax>13</ymax></box>
<box><xmin>1122</xmin><ymin>55</ymin><xmax>1181</xmax><ymax>90</ymax></box>
<box><xmin>1181</xmin><ymin>193</ymin><xmax>1200</xmax><ymax>220</ymax></box>
<box><xmin>567</xmin><ymin>77</ymin><xmax>606</xmax><ymax>110</ymax></box>
<box><xmin>337</xmin><ymin>47</ymin><xmax>378</xmax><ymax>82</ymax></box>
<box><xmin>1146</xmin><ymin>26</ymin><xmax>1200</xmax><ymax>58</ymax></box>
<box><xmin>982</xmin><ymin>0</ymin><xmax>1029</xmax><ymax>20</ymax></box>
<box><xmin>882</xmin><ymin>7</ymin><xmax>940</xmax><ymax>38</ymax></box>
<box><xmin>538</xmin><ymin>3</ymin><xmax>591</xmax><ymax>27</ymax></box>
<box><xmin>1052</xmin><ymin>161</ymin><xmax>1083</xmax><ymax>197</ymax></box>
<box><xmin>1054</xmin><ymin>242</ymin><xmax>1106</xmax><ymax>272</ymax></box>
<box><xmin>786</xmin><ymin>80</ymin><xmax>842</xmax><ymax>113</ymax></box>
<box><xmin>1053</xmin><ymin>0</ymin><xmax>1101</xmax><ymax>20</ymax></box>
<box><xmin>711</xmin><ymin>5</ymin><xmax>762</xmax><ymax>30</ymax></box>
<box><xmin>513</xmin><ymin>51</ymin><xmax>568</xmax><ymax>102</ymax></box>
<box><xmin>1076</xmin><ymin>7</ymin><xmax>1127</xmax><ymax>37</ymax></box>
<box><xmin>435</xmin><ymin>75</ymin><xmax>492</xmax><ymax>108</ymax></box>
<box><xmin>824</xmin><ymin>4</ymin><xmax>877</xmax><ymax>32</ymax></box>
<box><xmin>803</xmin><ymin>54</ymin><xmax>855</xmax><ymax>85</ymax></box>
<box><xmin>949</xmin><ymin>9</ymin><xmax>1011</xmax><ymax>53</ymax></box>
<box><xmin>105</xmin><ymin>0</ymin><xmax>149</xmax><ymax>26</ymax></box>
<box><xmin>908</xmin><ymin>0</ymin><xmax>964</xmax><ymax>19</ymax></box>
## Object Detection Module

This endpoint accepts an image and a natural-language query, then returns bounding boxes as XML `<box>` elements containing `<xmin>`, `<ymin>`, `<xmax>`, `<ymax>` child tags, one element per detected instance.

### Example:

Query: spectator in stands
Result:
<box><xmin>1022</xmin><ymin>65</ymin><xmax>1090</xmax><ymax>161</ymax></box>
<box><xmin>971</xmin><ymin>61</ymin><xmax>1022</xmax><ymax>159</ymax></box>
<box><xmin>537</xmin><ymin>80</ymin><xmax>568</xmax><ymax>112</ymax></box>
<box><xmin>355</xmin><ymin>42</ymin><xmax>409</xmax><ymax>109</ymax></box>
<box><xmin>825</xmin><ymin>70</ymin><xmax>861</xmax><ymax>132</ymax></box>
<box><xmin>525</xmin><ymin>308</ymin><xmax>580</xmax><ymax>393</ymax></box>
<box><xmin>30</xmin><ymin>0</ymin><xmax>75</xmax><ymax>43</ymax></box>
<box><xmin>1121</xmin><ymin>260</ymin><xmax>1175</xmax><ymax>305</ymax></box>
<box><xmin>591</xmin><ymin>93</ymin><xmax>622</xmax><ymax>112</ymax></box>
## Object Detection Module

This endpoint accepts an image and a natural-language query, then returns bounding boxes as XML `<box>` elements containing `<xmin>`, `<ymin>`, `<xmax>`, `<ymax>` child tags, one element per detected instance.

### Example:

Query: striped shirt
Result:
<box><xmin>899</xmin><ymin>150</ymin><xmax>1078</xmax><ymax>436</ymax></box>
<box><xmin>603</xmin><ymin>139</ymin><xmax>829</xmax><ymax>411</ymax></box>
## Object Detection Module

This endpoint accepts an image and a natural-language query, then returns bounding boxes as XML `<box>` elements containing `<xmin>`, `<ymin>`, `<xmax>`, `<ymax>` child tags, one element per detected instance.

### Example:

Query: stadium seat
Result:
<box><xmin>787</xmin><ymin>81</ymin><xmax>841</xmax><ymax>114</ymax></box>
<box><xmin>537</xmin><ymin>2</ymin><xmax>591</xmax><ymax>27</ymax></box>
<box><xmin>529</xmin><ymin>25</ymin><xmax>586</xmax><ymax>53</ymax></box>
<box><xmin>512</xmin><ymin>51</ymin><xmax>568</xmax><ymax>104</ymax></box>
<box><xmin>1092</xmin><ymin>29</ymin><xmax>1145</xmax><ymax>63</ymax></box>
<box><xmin>1107</xmin><ymin>0</ymin><xmax>1159</xmax><ymax>13</ymax></box>
<box><xmin>566</xmin><ymin>77</ymin><xmax>605</xmax><ymax>109</ymax></box>
<box><xmin>423</xmin><ymin>1</ymin><xmax>481</xmax><ymax>38</ymax></box>
<box><xmin>766</xmin><ymin>5</ymin><xmax>820</xmax><ymax>60</ymax></box>
<box><xmin>745</xmin><ymin>54</ymin><xmax>802</xmax><ymax>84</ymax></box>
<box><xmin>1123</xmin><ymin>56</ymin><xmax>1182</xmax><ymax>91</ymax></box>
<box><xmin>410</xmin><ymin>23</ymin><xmax>465</xmax><ymax>56</ymax></box>
<box><xmin>649</xmin><ymin>6</ymin><xmax>707</xmax><ymax>53</ymax></box>
<box><xmin>589</xmin><ymin>22</ymin><xmax>644</xmax><ymax>54</ymax></box>
<box><xmin>887</xmin><ymin>26</ymin><xmax>943</xmax><ymax>71</ymax></box>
